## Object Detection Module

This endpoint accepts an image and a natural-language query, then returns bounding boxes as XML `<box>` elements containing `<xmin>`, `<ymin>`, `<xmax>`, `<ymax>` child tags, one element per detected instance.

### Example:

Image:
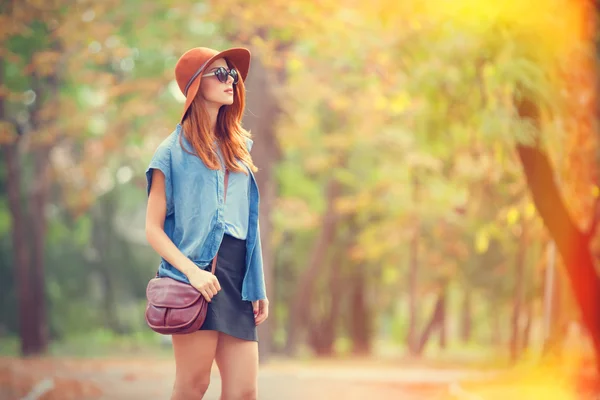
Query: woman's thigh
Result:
<box><xmin>170</xmin><ymin>330</ymin><xmax>219</xmax><ymax>397</ymax></box>
<box><xmin>215</xmin><ymin>332</ymin><xmax>259</xmax><ymax>400</ymax></box>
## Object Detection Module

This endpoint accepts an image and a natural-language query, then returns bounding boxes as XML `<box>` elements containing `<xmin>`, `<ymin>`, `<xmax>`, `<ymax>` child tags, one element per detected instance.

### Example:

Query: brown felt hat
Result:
<box><xmin>174</xmin><ymin>47</ymin><xmax>251</xmax><ymax>122</ymax></box>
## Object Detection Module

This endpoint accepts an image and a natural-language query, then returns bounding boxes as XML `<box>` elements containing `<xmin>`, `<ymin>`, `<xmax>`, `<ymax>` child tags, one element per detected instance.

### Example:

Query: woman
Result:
<box><xmin>145</xmin><ymin>46</ymin><xmax>269</xmax><ymax>400</ymax></box>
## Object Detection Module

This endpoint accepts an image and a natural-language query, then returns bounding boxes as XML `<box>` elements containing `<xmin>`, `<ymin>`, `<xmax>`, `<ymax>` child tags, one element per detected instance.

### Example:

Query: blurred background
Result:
<box><xmin>1</xmin><ymin>0</ymin><xmax>600</xmax><ymax>399</ymax></box>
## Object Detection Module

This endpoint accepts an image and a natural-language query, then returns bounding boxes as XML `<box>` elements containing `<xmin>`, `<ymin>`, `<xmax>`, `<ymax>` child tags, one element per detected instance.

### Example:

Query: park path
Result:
<box><xmin>0</xmin><ymin>356</ymin><xmax>497</xmax><ymax>400</ymax></box>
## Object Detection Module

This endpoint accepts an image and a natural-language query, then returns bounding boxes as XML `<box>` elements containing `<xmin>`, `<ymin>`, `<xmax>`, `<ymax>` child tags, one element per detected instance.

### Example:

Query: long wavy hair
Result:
<box><xmin>180</xmin><ymin>60</ymin><xmax>257</xmax><ymax>174</ymax></box>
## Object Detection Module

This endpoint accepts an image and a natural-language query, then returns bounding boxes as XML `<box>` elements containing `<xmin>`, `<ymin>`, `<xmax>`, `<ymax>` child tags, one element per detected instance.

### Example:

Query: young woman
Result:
<box><xmin>145</xmin><ymin>46</ymin><xmax>269</xmax><ymax>400</ymax></box>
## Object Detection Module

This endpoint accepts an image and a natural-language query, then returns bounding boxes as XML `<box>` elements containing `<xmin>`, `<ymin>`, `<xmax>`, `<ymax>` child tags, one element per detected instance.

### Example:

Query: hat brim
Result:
<box><xmin>180</xmin><ymin>47</ymin><xmax>251</xmax><ymax>123</ymax></box>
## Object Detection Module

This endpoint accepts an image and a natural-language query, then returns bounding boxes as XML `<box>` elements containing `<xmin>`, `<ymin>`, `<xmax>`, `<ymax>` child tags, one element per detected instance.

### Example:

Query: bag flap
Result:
<box><xmin>146</xmin><ymin>277</ymin><xmax>203</xmax><ymax>308</ymax></box>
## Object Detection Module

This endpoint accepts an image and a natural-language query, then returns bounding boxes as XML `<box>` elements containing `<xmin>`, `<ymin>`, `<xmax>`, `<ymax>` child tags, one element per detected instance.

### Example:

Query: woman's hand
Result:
<box><xmin>187</xmin><ymin>266</ymin><xmax>221</xmax><ymax>302</ymax></box>
<box><xmin>252</xmin><ymin>298</ymin><xmax>269</xmax><ymax>325</ymax></box>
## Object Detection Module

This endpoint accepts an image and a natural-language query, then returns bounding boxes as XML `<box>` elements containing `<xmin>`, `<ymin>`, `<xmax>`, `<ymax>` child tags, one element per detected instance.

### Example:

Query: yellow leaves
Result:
<box><xmin>274</xmin><ymin>197</ymin><xmax>319</xmax><ymax>231</ymax></box>
<box><xmin>328</xmin><ymin>96</ymin><xmax>351</xmax><ymax>112</ymax></box>
<box><xmin>431</xmin><ymin>0</ymin><xmax>585</xmax><ymax>55</ymax></box>
<box><xmin>389</xmin><ymin>92</ymin><xmax>411</xmax><ymax>115</ymax></box>
<box><xmin>474</xmin><ymin>228</ymin><xmax>489</xmax><ymax>254</ymax></box>
<box><xmin>525</xmin><ymin>202</ymin><xmax>536</xmax><ymax>219</ymax></box>
<box><xmin>506</xmin><ymin>207</ymin><xmax>520</xmax><ymax>226</ymax></box>
<box><xmin>373</xmin><ymin>95</ymin><xmax>387</xmax><ymax>112</ymax></box>
<box><xmin>382</xmin><ymin>266</ymin><xmax>399</xmax><ymax>285</ymax></box>
<box><xmin>372</xmin><ymin>92</ymin><xmax>411</xmax><ymax>115</ymax></box>
<box><xmin>405</xmin><ymin>152</ymin><xmax>443</xmax><ymax>172</ymax></box>
<box><xmin>354</xmin><ymin>225</ymin><xmax>403</xmax><ymax>262</ymax></box>
<box><xmin>300</xmin><ymin>154</ymin><xmax>324</xmax><ymax>173</ymax></box>
<box><xmin>335</xmin><ymin>193</ymin><xmax>372</xmax><ymax>216</ymax></box>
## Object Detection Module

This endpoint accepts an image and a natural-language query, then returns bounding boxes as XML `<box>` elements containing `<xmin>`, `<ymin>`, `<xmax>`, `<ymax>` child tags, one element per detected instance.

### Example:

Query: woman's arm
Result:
<box><xmin>145</xmin><ymin>169</ymin><xmax>221</xmax><ymax>301</ymax></box>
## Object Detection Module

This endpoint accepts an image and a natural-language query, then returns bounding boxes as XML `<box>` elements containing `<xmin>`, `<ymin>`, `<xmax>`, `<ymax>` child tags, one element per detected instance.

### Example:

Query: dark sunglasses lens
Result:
<box><xmin>215</xmin><ymin>67</ymin><xmax>229</xmax><ymax>83</ymax></box>
<box><xmin>230</xmin><ymin>68</ymin><xmax>239</xmax><ymax>84</ymax></box>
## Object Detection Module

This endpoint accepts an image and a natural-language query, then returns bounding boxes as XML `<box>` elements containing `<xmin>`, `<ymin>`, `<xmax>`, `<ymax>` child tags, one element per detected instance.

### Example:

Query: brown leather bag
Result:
<box><xmin>145</xmin><ymin>170</ymin><xmax>229</xmax><ymax>335</ymax></box>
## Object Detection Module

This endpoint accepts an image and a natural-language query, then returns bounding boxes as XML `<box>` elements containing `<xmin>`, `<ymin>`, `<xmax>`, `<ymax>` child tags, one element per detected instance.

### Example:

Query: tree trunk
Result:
<box><xmin>349</xmin><ymin>265</ymin><xmax>371</xmax><ymax>355</ymax></box>
<box><xmin>415</xmin><ymin>288</ymin><xmax>446</xmax><ymax>356</ymax></box>
<box><xmin>439</xmin><ymin>290</ymin><xmax>447</xmax><ymax>350</ymax></box>
<box><xmin>307</xmin><ymin>242</ymin><xmax>344</xmax><ymax>356</ymax></box>
<box><xmin>92</xmin><ymin>198</ymin><xmax>124</xmax><ymax>334</ymax></box>
<box><xmin>286</xmin><ymin>178</ymin><xmax>342</xmax><ymax>355</ymax></box>
<box><xmin>27</xmin><ymin>146</ymin><xmax>51</xmax><ymax>353</ymax></box>
<box><xmin>516</xmin><ymin>99</ymin><xmax>600</xmax><ymax>372</ymax></box>
<box><xmin>542</xmin><ymin>242</ymin><xmax>562</xmax><ymax>356</ymax></box>
<box><xmin>407</xmin><ymin>174</ymin><xmax>420</xmax><ymax>355</ymax></box>
<box><xmin>242</xmin><ymin>53</ymin><xmax>281</xmax><ymax>362</ymax></box>
<box><xmin>1</xmin><ymin>55</ymin><xmax>37</xmax><ymax>355</ymax></box>
<box><xmin>2</xmin><ymin>142</ymin><xmax>35</xmax><ymax>355</ymax></box>
<box><xmin>26</xmin><ymin>66</ymin><xmax>58</xmax><ymax>353</ymax></box>
<box><xmin>325</xmin><ymin>249</ymin><xmax>343</xmax><ymax>351</ymax></box>
<box><xmin>543</xmin><ymin>259</ymin><xmax>564</xmax><ymax>358</ymax></box>
<box><xmin>510</xmin><ymin>216</ymin><xmax>528</xmax><ymax>363</ymax></box>
<box><xmin>460</xmin><ymin>289</ymin><xmax>472</xmax><ymax>343</ymax></box>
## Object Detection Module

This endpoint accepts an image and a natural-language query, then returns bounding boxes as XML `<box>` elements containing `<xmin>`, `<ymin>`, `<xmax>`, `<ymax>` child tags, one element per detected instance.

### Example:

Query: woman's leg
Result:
<box><xmin>170</xmin><ymin>330</ymin><xmax>219</xmax><ymax>400</ymax></box>
<box><xmin>215</xmin><ymin>332</ymin><xmax>259</xmax><ymax>400</ymax></box>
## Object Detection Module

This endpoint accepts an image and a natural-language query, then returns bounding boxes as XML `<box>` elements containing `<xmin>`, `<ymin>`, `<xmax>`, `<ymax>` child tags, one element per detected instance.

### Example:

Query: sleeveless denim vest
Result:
<box><xmin>145</xmin><ymin>124</ymin><xmax>266</xmax><ymax>301</ymax></box>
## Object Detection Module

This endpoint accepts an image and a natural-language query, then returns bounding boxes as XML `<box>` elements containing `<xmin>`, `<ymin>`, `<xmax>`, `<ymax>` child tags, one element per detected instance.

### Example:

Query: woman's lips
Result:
<box><xmin>224</xmin><ymin>88</ymin><xmax>233</xmax><ymax>93</ymax></box>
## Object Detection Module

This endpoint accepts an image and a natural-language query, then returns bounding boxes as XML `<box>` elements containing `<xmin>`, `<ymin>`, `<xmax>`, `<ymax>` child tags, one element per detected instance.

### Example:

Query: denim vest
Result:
<box><xmin>145</xmin><ymin>124</ymin><xmax>266</xmax><ymax>301</ymax></box>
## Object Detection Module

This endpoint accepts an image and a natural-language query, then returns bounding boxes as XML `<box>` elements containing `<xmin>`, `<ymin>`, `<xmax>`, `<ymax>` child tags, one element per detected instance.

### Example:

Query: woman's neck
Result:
<box><xmin>205</xmin><ymin>103</ymin><xmax>220</xmax><ymax>133</ymax></box>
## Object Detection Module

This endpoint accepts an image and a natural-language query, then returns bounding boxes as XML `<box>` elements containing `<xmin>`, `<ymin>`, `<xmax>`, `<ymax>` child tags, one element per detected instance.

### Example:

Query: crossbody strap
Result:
<box><xmin>210</xmin><ymin>169</ymin><xmax>229</xmax><ymax>274</ymax></box>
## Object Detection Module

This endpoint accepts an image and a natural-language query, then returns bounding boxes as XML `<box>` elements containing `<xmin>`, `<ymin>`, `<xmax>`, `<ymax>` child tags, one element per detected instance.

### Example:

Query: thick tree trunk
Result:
<box><xmin>28</xmin><ymin>146</ymin><xmax>51</xmax><ymax>353</ymax></box>
<box><xmin>3</xmin><ymin>143</ymin><xmax>35</xmax><ymax>355</ymax></box>
<box><xmin>307</xmin><ymin>242</ymin><xmax>344</xmax><ymax>356</ymax></box>
<box><xmin>349</xmin><ymin>265</ymin><xmax>371</xmax><ymax>355</ymax></box>
<box><xmin>516</xmin><ymin>99</ymin><xmax>600</xmax><ymax>372</ymax></box>
<box><xmin>286</xmin><ymin>178</ymin><xmax>342</xmax><ymax>355</ymax></box>
<box><xmin>242</xmin><ymin>54</ymin><xmax>281</xmax><ymax>362</ymax></box>
<box><xmin>26</xmin><ymin>66</ymin><xmax>58</xmax><ymax>353</ymax></box>
<box><xmin>510</xmin><ymin>217</ymin><xmax>528</xmax><ymax>363</ymax></box>
<box><xmin>1</xmin><ymin>57</ymin><xmax>37</xmax><ymax>355</ymax></box>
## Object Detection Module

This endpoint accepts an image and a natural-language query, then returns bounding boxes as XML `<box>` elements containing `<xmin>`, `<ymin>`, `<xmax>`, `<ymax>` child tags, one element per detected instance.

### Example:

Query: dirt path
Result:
<box><xmin>0</xmin><ymin>356</ymin><xmax>496</xmax><ymax>400</ymax></box>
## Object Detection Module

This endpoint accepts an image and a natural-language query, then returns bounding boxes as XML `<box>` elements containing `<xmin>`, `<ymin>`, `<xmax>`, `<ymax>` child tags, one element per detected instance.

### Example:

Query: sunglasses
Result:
<box><xmin>202</xmin><ymin>67</ymin><xmax>239</xmax><ymax>84</ymax></box>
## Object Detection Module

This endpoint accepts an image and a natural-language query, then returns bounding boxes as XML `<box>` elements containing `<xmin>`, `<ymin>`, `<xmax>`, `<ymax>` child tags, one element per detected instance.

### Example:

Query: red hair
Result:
<box><xmin>180</xmin><ymin>60</ymin><xmax>257</xmax><ymax>174</ymax></box>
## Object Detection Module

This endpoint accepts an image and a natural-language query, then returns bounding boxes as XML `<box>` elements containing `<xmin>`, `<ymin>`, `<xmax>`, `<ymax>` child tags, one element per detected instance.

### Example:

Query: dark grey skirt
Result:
<box><xmin>199</xmin><ymin>234</ymin><xmax>258</xmax><ymax>342</ymax></box>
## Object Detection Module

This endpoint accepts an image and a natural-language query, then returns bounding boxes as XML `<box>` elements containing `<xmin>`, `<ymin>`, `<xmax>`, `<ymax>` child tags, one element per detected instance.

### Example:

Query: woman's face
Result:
<box><xmin>199</xmin><ymin>58</ymin><xmax>235</xmax><ymax>107</ymax></box>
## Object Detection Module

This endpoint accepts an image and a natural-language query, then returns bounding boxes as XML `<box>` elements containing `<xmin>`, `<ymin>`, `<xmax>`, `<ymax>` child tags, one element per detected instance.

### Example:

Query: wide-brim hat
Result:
<box><xmin>174</xmin><ymin>47</ymin><xmax>251</xmax><ymax>122</ymax></box>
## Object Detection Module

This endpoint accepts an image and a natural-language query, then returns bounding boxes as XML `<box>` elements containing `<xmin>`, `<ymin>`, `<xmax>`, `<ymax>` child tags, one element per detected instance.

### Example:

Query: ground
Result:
<box><xmin>0</xmin><ymin>356</ymin><xmax>497</xmax><ymax>400</ymax></box>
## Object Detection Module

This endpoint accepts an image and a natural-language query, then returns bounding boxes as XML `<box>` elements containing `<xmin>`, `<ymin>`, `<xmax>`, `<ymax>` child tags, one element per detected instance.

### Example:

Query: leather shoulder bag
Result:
<box><xmin>145</xmin><ymin>169</ymin><xmax>229</xmax><ymax>335</ymax></box>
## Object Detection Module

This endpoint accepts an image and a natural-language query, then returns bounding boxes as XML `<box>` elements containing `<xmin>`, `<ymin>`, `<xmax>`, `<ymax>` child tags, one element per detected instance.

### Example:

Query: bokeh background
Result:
<box><xmin>1</xmin><ymin>0</ymin><xmax>600</xmax><ymax>399</ymax></box>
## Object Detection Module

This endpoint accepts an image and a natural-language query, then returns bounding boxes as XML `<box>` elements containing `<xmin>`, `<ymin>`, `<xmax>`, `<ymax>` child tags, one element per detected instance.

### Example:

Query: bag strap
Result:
<box><xmin>210</xmin><ymin>169</ymin><xmax>229</xmax><ymax>274</ymax></box>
